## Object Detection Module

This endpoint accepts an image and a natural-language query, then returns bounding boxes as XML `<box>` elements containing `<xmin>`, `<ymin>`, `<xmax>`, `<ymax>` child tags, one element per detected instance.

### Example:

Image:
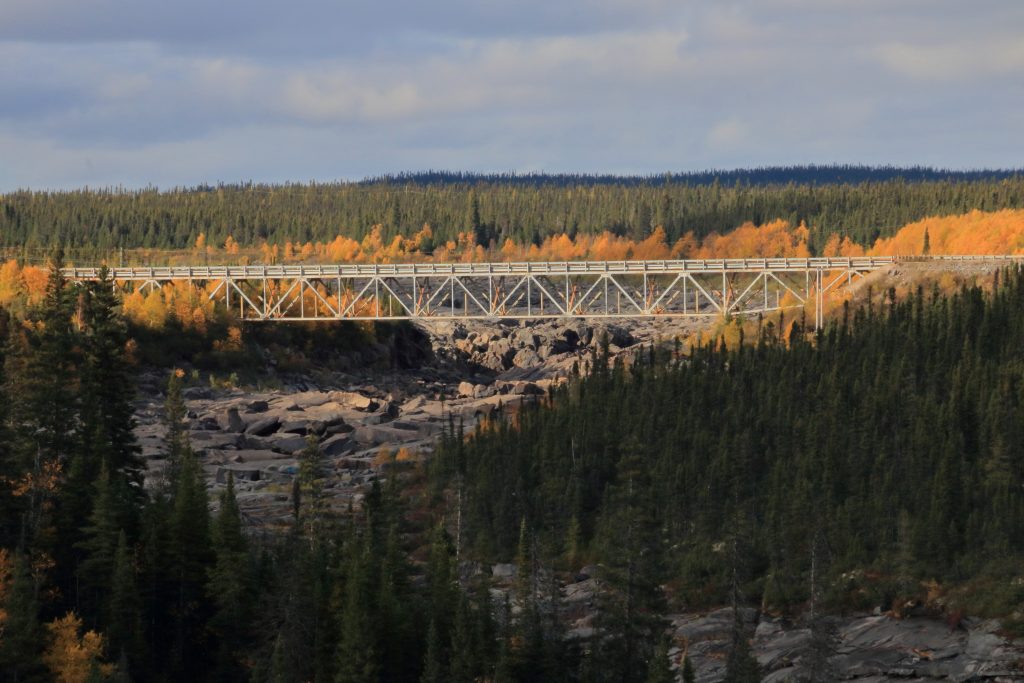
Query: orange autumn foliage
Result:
<box><xmin>21</xmin><ymin>266</ymin><xmax>49</xmax><ymax>305</ymax></box>
<box><xmin>43</xmin><ymin>612</ymin><xmax>113</xmax><ymax>682</ymax></box>
<box><xmin>822</xmin><ymin>233</ymin><xmax>866</xmax><ymax>257</ymax></box>
<box><xmin>870</xmin><ymin>209</ymin><xmax>1024</xmax><ymax>256</ymax></box>
<box><xmin>0</xmin><ymin>259</ymin><xmax>23</xmax><ymax>305</ymax></box>
<box><xmin>696</xmin><ymin>220</ymin><xmax>811</xmax><ymax>259</ymax></box>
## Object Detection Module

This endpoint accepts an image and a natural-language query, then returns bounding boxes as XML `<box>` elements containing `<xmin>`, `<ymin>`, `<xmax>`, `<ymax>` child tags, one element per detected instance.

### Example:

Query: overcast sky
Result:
<box><xmin>1</xmin><ymin>0</ymin><xmax>1022</xmax><ymax>190</ymax></box>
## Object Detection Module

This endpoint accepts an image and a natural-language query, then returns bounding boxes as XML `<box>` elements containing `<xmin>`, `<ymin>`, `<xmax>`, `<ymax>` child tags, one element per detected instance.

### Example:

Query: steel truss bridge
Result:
<box><xmin>62</xmin><ymin>256</ymin><xmax>1021</xmax><ymax>329</ymax></box>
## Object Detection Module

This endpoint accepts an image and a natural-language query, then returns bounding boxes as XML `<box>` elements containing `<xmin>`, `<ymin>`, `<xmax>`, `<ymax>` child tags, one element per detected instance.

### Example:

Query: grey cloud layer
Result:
<box><xmin>1</xmin><ymin>0</ymin><xmax>1021</xmax><ymax>189</ymax></box>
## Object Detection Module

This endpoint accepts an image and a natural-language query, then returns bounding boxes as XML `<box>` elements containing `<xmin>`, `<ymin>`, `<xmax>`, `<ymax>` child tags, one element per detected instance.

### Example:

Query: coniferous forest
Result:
<box><xmin>3</xmin><ymin>167</ymin><xmax>1024</xmax><ymax>259</ymax></box>
<box><xmin>4</xmin><ymin>247</ymin><xmax>1024</xmax><ymax>679</ymax></box>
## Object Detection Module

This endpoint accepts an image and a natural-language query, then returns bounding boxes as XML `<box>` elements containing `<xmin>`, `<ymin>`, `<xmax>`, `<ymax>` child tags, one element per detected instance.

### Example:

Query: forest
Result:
<box><xmin>3</xmin><ymin>167</ymin><xmax>1024</xmax><ymax>263</ymax></box>
<box><xmin>3</xmin><ymin>248</ymin><xmax>1024</xmax><ymax>680</ymax></box>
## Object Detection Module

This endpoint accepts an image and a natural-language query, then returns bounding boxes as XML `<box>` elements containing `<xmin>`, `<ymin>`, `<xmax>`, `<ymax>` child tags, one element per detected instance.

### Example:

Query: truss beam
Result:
<box><xmin>60</xmin><ymin>256</ymin><xmax>1017</xmax><ymax>327</ymax></box>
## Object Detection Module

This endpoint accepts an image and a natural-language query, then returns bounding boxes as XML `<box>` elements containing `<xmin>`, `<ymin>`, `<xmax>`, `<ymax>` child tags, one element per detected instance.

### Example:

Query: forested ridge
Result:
<box><xmin>3</xmin><ymin>167</ymin><xmax>1024</xmax><ymax>259</ymax></box>
<box><xmin>2</xmin><ymin>257</ymin><xmax>1024</xmax><ymax>680</ymax></box>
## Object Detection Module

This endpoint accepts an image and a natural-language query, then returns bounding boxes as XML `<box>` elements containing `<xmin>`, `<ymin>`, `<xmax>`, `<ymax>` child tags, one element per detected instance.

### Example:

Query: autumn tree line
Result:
<box><xmin>3</xmin><ymin>169</ymin><xmax>1024</xmax><ymax>263</ymax></box>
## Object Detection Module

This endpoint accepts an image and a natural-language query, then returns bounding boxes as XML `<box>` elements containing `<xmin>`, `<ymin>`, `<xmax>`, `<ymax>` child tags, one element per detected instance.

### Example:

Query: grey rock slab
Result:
<box><xmin>271</xmin><ymin>435</ymin><xmax>309</xmax><ymax>455</ymax></box>
<box><xmin>402</xmin><ymin>395</ymin><xmax>426</xmax><ymax>413</ymax></box>
<box><xmin>754</xmin><ymin>625</ymin><xmax>810</xmax><ymax>670</ymax></box>
<box><xmin>321</xmin><ymin>434</ymin><xmax>354</xmax><ymax>457</ymax></box>
<box><xmin>352</xmin><ymin>424</ymin><xmax>419</xmax><ymax>446</ymax></box>
<box><xmin>245</xmin><ymin>400</ymin><xmax>270</xmax><ymax>413</ymax></box>
<box><xmin>329</xmin><ymin>391</ymin><xmax>378</xmax><ymax>411</ymax></box>
<box><xmin>279</xmin><ymin>420</ymin><xmax>309</xmax><ymax>435</ymax></box>
<box><xmin>212</xmin><ymin>449</ymin><xmax>289</xmax><ymax>463</ymax></box>
<box><xmin>276</xmin><ymin>391</ymin><xmax>332</xmax><ymax>409</ymax></box>
<box><xmin>189</xmin><ymin>432</ymin><xmax>242</xmax><ymax>450</ymax></box>
<box><xmin>245</xmin><ymin>416</ymin><xmax>281</xmax><ymax>436</ymax></box>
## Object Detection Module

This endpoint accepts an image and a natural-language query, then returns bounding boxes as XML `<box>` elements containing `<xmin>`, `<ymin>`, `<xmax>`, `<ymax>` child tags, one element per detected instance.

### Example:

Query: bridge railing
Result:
<box><xmin>59</xmin><ymin>254</ymin><xmax>1024</xmax><ymax>283</ymax></box>
<box><xmin>60</xmin><ymin>257</ymin><xmax>914</xmax><ymax>281</ymax></box>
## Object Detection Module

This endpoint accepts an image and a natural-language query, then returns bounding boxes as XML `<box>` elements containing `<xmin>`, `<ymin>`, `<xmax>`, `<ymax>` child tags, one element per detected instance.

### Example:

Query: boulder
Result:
<box><xmin>511</xmin><ymin>329</ymin><xmax>538</xmax><ymax>349</ymax></box>
<box><xmin>457</xmin><ymin>381</ymin><xmax>476</xmax><ymax>398</ymax></box>
<box><xmin>513</xmin><ymin>348</ymin><xmax>541</xmax><ymax>368</ymax></box>
<box><xmin>245</xmin><ymin>416</ymin><xmax>280</xmax><ymax>436</ymax></box>
<box><xmin>330</xmin><ymin>391</ymin><xmax>378</xmax><ymax>411</ymax></box>
<box><xmin>591</xmin><ymin>324</ymin><xmax>634</xmax><ymax>348</ymax></box>
<box><xmin>353</xmin><ymin>424</ymin><xmax>419</xmax><ymax>446</ymax></box>
<box><xmin>245</xmin><ymin>400</ymin><xmax>269</xmax><ymax>413</ymax></box>
<box><xmin>219</xmin><ymin>407</ymin><xmax>246</xmax><ymax>433</ymax></box>
<box><xmin>550</xmin><ymin>327</ymin><xmax>581</xmax><ymax>354</ymax></box>
<box><xmin>279</xmin><ymin>420</ymin><xmax>309</xmax><ymax>435</ymax></box>
<box><xmin>324</xmin><ymin>421</ymin><xmax>354</xmax><ymax>435</ymax></box>
<box><xmin>195</xmin><ymin>416</ymin><xmax>220</xmax><ymax>431</ymax></box>
<box><xmin>321</xmin><ymin>434</ymin><xmax>354</xmax><ymax>457</ymax></box>
<box><xmin>403</xmin><ymin>395</ymin><xmax>426</xmax><ymax>413</ymax></box>
<box><xmin>488</xmin><ymin>339</ymin><xmax>516</xmax><ymax>369</ymax></box>
<box><xmin>271</xmin><ymin>435</ymin><xmax>309</xmax><ymax>455</ymax></box>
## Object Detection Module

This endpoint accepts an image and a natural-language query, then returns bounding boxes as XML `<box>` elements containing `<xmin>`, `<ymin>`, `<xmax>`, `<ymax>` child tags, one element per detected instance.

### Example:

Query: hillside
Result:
<box><xmin>3</xmin><ymin>168</ymin><xmax>1024</xmax><ymax>262</ymax></box>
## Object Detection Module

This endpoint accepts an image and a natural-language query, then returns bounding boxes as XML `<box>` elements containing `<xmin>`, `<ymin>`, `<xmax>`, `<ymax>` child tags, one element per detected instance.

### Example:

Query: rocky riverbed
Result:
<box><xmin>131</xmin><ymin>316</ymin><xmax>708</xmax><ymax>526</ymax></box>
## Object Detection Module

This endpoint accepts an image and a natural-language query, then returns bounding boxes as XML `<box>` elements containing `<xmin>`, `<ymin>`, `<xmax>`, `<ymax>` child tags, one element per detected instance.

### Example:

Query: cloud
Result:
<box><xmin>874</xmin><ymin>37</ymin><xmax>1024</xmax><ymax>81</ymax></box>
<box><xmin>706</xmin><ymin>118</ymin><xmax>751</xmax><ymax>152</ymax></box>
<box><xmin>0</xmin><ymin>1</ymin><xmax>1022</xmax><ymax>189</ymax></box>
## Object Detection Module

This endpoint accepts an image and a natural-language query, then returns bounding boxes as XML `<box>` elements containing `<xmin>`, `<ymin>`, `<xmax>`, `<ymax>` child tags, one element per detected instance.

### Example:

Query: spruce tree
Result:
<box><xmin>645</xmin><ymin>637</ymin><xmax>674</xmax><ymax>683</ymax></box>
<box><xmin>421</xmin><ymin>618</ymin><xmax>444</xmax><ymax>683</ymax></box>
<box><xmin>0</xmin><ymin>552</ymin><xmax>44</xmax><ymax>680</ymax></box>
<box><xmin>107</xmin><ymin>531</ymin><xmax>143</xmax><ymax>673</ymax></box>
<box><xmin>75</xmin><ymin>462</ymin><xmax>120</xmax><ymax>621</ymax></box>
<box><xmin>592</xmin><ymin>442</ymin><xmax>668</xmax><ymax>683</ymax></box>
<box><xmin>79</xmin><ymin>266</ymin><xmax>143</xmax><ymax>531</ymax></box>
<box><xmin>166</xmin><ymin>372</ymin><xmax>213</xmax><ymax>678</ymax></box>
<box><xmin>207</xmin><ymin>472</ymin><xmax>252</xmax><ymax>682</ymax></box>
<box><xmin>334</xmin><ymin>537</ymin><xmax>379</xmax><ymax>683</ymax></box>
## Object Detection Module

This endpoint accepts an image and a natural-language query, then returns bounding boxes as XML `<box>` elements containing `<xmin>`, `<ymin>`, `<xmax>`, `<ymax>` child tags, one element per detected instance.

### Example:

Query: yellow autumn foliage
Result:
<box><xmin>870</xmin><ymin>209</ymin><xmax>1024</xmax><ymax>256</ymax></box>
<box><xmin>42</xmin><ymin>612</ymin><xmax>114</xmax><ymax>683</ymax></box>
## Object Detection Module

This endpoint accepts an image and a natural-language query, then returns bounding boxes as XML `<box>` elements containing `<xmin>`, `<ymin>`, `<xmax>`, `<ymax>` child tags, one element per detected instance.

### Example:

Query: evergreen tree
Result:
<box><xmin>334</xmin><ymin>536</ymin><xmax>379</xmax><ymax>683</ymax></box>
<box><xmin>723</xmin><ymin>634</ymin><xmax>760</xmax><ymax>683</ymax></box>
<box><xmin>75</xmin><ymin>462</ymin><xmax>120</xmax><ymax>621</ymax></box>
<box><xmin>166</xmin><ymin>376</ymin><xmax>213</xmax><ymax>678</ymax></box>
<box><xmin>207</xmin><ymin>473</ymin><xmax>252</xmax><ymax>682</ymax></box>
<box><xmin>645</xmin><ymin>637</ymin><xmax>675</xmax><ymax>683</ymax></box>
<box><xmin>0</xmin><ymin>552</ymin><xmax>43</xmax><ymax>681</ymax></box>
<box><xmin>592</xmin><ymin>442</ymin><xmax>668</xmax><ymax>683</ymax></box>
<box><xmin>107</xmin><ymin>531</ymin><xmax>144</xmax><ymax>673</ymax></box>
<box><xmin>449</xmin><ymin>592</ymin><xmax>476</xmax><ymax>683</ymax></box>
<box><xmin>79</xmin><ymin>266</ymin><xmax>143</xmax><ymax>531</ymax></box>
<box><xmin>421</xmin><ymin>618</ymin><xmax>445</xmax><ymax>683</ymax></box>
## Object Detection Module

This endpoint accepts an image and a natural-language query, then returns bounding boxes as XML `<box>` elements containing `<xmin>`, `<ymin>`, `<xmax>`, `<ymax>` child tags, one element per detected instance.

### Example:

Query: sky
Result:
<box><xmin>1</xmin><ymin>0</ymin><xmax>1022</xmax><ymax>190</ymax></box>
